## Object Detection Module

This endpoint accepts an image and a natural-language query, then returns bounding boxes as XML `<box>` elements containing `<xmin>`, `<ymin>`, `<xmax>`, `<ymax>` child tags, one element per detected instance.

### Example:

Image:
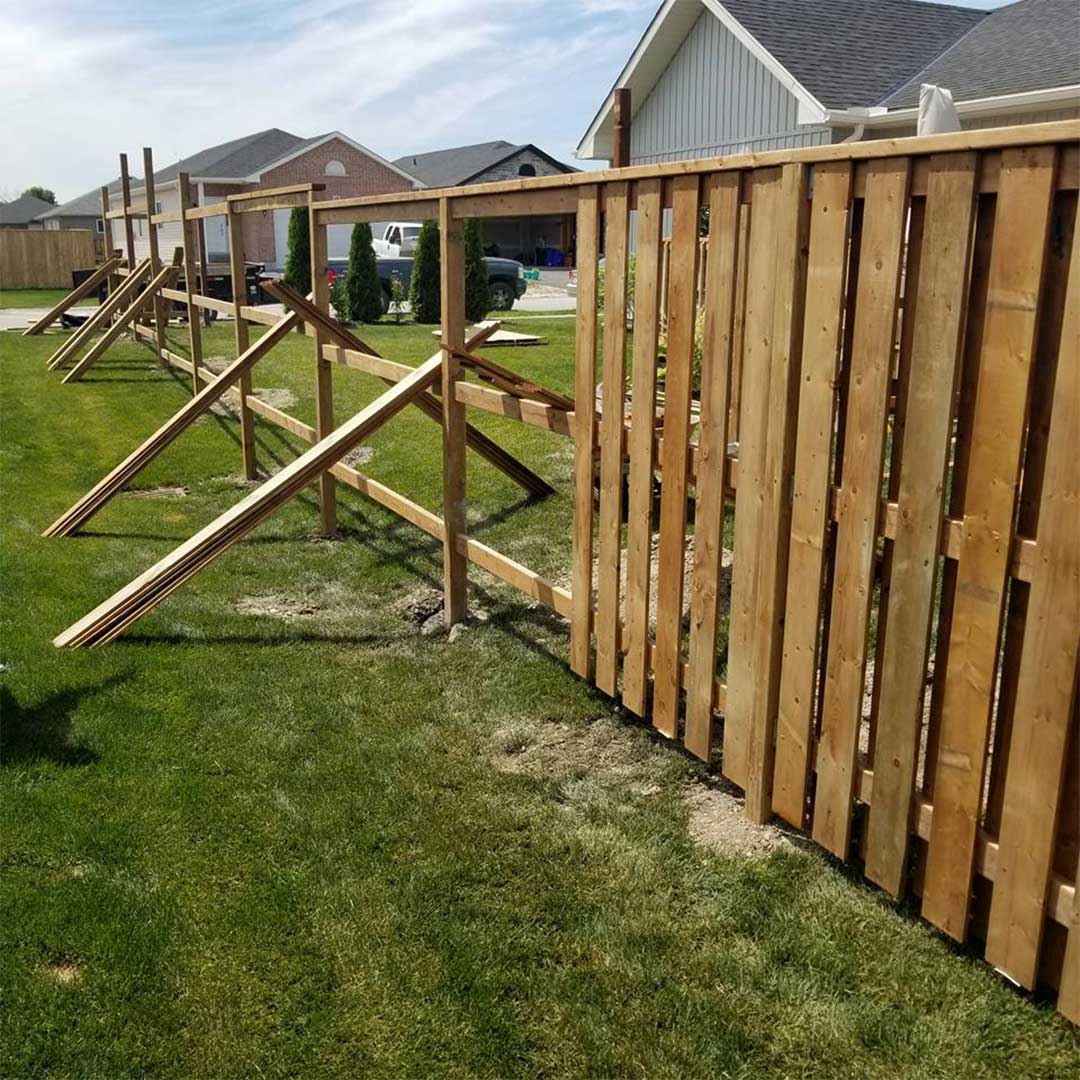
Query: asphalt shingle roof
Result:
<box><xmin>37</xmin><ymin>176</ymin><xmax>139</xmax><ymax>220</ymax></box>
<box><xmin>881</xmin><ymin>0</ymin><xmax>1080</xmax><ymax>108</ymax></box>
<box><xmin>720</xmin><ymin>0</ymin><xmax>988</xmax><ymax>108</ymax></box>
<box><xmin>1</xmin><ymin>193</ymin><xmax>56</xmax><ymax>225</ymax></box>
<box><xmin>151</xmin><ymin>128</ymin><xmax>315</xmax><ymax>183</ymax></box>
<box><xmin>393</xmin><ymin>141</ymin><xmax>574</xmax><ymax>188</ymax></box>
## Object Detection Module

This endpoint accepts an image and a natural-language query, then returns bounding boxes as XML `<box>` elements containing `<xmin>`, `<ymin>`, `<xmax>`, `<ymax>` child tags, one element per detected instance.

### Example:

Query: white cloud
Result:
<box><xmin>0</xmin><ymin>0</ymin><xmax>651</xmax><ymax>200</ymax></box>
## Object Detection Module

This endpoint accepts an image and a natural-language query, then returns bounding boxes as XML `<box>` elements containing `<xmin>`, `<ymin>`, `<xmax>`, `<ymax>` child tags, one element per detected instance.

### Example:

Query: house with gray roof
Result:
<box><xmin>393</xmin><ymin>140</ymin><xmax>577</xmax><ymax>265</ymax></box>
<box><xmin>0</xmin><ymin>193</ymin><xmax>54</xmax><ymax>230</ymax></box>
<box><xmin>42</xmin><ymin>128</ymin><xmax>423</xmax><ymax>269</ymax></box>
<box><xmin>576</xmin><ymin>0</ymin><xmax>1080</xmax><ymax>164</ymax></box>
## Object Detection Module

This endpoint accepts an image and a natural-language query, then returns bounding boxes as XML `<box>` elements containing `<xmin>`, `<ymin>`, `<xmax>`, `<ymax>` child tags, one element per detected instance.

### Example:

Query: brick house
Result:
<box><xmin>393</xmin><ymin>140</ymin><xmax>578</xmax><ymax>266</ymax></box>
<box><xmin>45</xmin><ymin>129</ymin><xmax>422</xmax><ymax>269</ymax></box>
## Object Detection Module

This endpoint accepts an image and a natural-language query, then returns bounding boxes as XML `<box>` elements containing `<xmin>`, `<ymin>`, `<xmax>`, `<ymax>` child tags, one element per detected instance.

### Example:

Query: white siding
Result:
<box><xmin>108</xmin><ymin>186</ymin><xmax>183</xmax><ymax>262</ymax></box>
<box><xmin>630</xmin><ymin>11</ymin><xmax>831</xmax><ymax>165</ymax></box>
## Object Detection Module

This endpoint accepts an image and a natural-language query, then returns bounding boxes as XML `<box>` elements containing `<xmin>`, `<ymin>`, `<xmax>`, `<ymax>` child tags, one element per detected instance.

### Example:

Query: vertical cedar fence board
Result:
<box><xmin>0</xmin><ymin>229</ymin><xmax>98</xmax><ymax>289</ymax></box>
<box><xmin>46</xmin><ymin>125</ymin><xmax>1080</xmax><ymax>1022</ymax></box>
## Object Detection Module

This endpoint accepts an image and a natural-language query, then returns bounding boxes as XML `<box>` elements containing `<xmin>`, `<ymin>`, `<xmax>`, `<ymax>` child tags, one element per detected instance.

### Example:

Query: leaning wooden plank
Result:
<box><xmin>595</xmin><ymin>181</ymin><xmax>631</xmax><ymax>697</ymax></box>
<box><xmin>864</xmin><ymin>153</ymin><xmax>979</xmax><ymax>895</ymax></box>
<box><xmin>921</xmin><ymin>145</ymin><xmax>1058</xmax><ymax>943</ymax></box>
<box><xmin>740</xmin><ymin>163</ymin><xmax>810</xmax><ymax>822</ymax></box>
<box><xmin>54</xmin><ymin>353</ymin><xmax>447</xmax><ymax>649</ymax></box>
<box><xmin>684</xmin><ymin>172</ymin><xmax>741</xmax><ymax>760</ymax></box>
<box><xmin>46</xmin><ymin>259</ymin><xmax>151</xmax><ymax>370</ymax></box>
<box><xmin>725</xmin><ymin>170</ymin><xmax>782</xmax><ymax>791</ymax></box>
<box><xmin>984</xmin><ymin>224</ymin><xmax>1079</xmax><ymax>988</ymax></box>
<box><xmin>143</xmin><ymin>148</ymin><xmax>168</xmax><ymax>362</ymax></box>
<box><xmin>812</xmin><ymin>158</ymin><xmax>910</xmax><ymax>857</ymax></box>
<box><xmin>43</xmin><ymin>308</ymin><xmax>302</xmax><ymax>538</ymax></box>
<box><xmin>62</xmin><ymin>262</ymin><xmax>179</xmax><ymax>383</ymax></box>
<box><xmin>23</xmin><ymin>257</ymin><xmax>121</xmax><ymax>336</ymax></box>
<box><xmin>265</xmin><ymin>282</ymin><xmax>549</xmax><ymax>496</ymax></box>
<box><xmin>621</xmin><ymin>177</ymin><xmax>664</xmax><ymax>717</ymax></box>
<box><xmin>570</xmin><ymin>185</ymin><xmax>601</xmax><ymax>679</ymax></box>
<box><xmin>455</xmin><ymin>350</ymin><xmax>574</xmax><ymax>411</ymax></box>
<box><xmin>771</xmin><ymin>161</ymin><xmax>853</xmax><ymax>827</ymax></box>
<box><xmin>652</xmin><ymin>175</ymin><xmax>702</xmax><ymax>739</ymax></box>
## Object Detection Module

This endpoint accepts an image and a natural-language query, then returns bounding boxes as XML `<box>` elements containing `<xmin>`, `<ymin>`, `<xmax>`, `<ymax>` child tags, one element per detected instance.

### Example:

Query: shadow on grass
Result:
<box><xmin>0</xmin><ymin>675</ymin><xmax>129</xmax><ymax>768</ymax></box>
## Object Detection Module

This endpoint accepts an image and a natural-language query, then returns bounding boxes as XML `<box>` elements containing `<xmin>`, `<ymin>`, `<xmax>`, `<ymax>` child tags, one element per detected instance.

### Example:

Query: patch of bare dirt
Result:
<box><xmin>40</xmin><ymin>957</ymin><xmax>82</xmax><ymax>986</ymax></box>
<box><xmin>490</xmin><ymin>716</ymin><xmax>791</xmax><ymax>856</ymax></box>
<box><xmin>211</xmin><ymin>386</ymin><xmax>297</xmax><ymax>418</ymax></box>
<box><xmin>343</xmin><ymin>445</ymin><xmax>376</xmax><ymax>469</ymax></box>
<box><xmin>126</xmin><ymin>486</ymin><xmax>189</xmax><ymax>499</ymax></box>
<box><xmin>235</xmin><ymin>593</ymin><xmax>321</xmax><ymax>621</ymax></box>
<box><xmin>490</xmin><ymin>717</ymin><xmax>663</xmax><ymax>797</ymax></box>
<box><xmin>396</xmin><ymin>586</ymin><xmax>444</xmax><ymax>634</ymax></box>
<box><xmin>684</xmin><ymin>782</ymin><xmax>791</xmax><ymax>857</ymax></box>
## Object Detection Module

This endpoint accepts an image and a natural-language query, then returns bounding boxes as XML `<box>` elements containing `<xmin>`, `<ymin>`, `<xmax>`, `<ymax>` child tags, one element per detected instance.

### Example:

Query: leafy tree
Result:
<box><xmin>463</xmin><ymin>218</ymin><xmax>489</xmax><ymax>323</ymax></box>
<box><xmin>283</xmin><ymin>207</ymin><xmax>311</xmax><ymax>294</ymax></box>
<box><xmin>408</xmin><ymin>220</ymin><xmax>441</xmax><ymax>324</ymax></box>
<box><xmin>23</xmin><ymin>186</ymin><xmax>57</xmax><ymax>205</ymax></box>
<box><xmin>345</xmin><ymin>222</ymin><xmax>384</xmax><ymax>323</ymax></box>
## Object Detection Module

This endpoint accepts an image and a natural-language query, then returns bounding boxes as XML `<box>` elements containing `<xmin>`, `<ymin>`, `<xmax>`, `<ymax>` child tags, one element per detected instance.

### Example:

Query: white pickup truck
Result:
<box><xmin>372</xmin><ymin>222</ymin><xmax>423</xmax><ymax>258</ymax></box>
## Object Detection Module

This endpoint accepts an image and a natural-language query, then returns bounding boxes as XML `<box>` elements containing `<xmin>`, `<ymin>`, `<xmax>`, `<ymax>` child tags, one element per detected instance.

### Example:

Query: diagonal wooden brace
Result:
<box><xmin>263</xmin><ymin>280</ymin><xmax>555</xmax><ymax>498</ymax></box>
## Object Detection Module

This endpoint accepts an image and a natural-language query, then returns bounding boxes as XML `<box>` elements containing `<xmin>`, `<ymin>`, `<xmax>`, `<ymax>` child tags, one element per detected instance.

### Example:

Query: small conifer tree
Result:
<box><xmin>463</xmin><ymin>219</ymin><xmax>489</xmax><ymax>323</ymax></box>
<box><xmin>283</xmin><ymin>207</ymin><xmax>311</xmax><ymax>294</ymax></box>
<box><xmin>345</xmin><ymin>222</ymin><xmax>384</xmax><ymax>323</ymax></box>
<box><xmin>408</xmin><ymin>220</ymin><xmax>441</xmax><ymax>323</ymax></box>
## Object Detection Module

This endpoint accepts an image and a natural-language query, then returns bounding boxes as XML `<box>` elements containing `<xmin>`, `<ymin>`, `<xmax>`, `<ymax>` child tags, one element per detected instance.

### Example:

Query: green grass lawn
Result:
<box><xmin>0</xmin><ymin>288</ymin><xmax>98</xmax><ymax>309</ymax></box>
<box><xmin>1</xmin><ymin>321</ymin><xmax>1077</xmax><ymax>1079</ymax></box>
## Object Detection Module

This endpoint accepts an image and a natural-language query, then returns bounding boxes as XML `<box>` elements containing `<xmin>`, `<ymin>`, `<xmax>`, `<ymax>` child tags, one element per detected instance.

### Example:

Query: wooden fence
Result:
<box><xmin>0</xmin><ymin>229</ymin><xmax>98</xmax><ymax>288</ymax></box>
<box><xmin>49</xmin><ymin>124</ymin><xmax>1079</xmax><ymax>1022</ymax></box>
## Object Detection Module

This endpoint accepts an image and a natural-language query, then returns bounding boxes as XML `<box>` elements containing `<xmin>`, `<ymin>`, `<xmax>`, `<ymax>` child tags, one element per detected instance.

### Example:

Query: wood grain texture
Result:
<box><xmin>984</xmin><ymin>222</ymin><xmax>1079</xmax><ymax>987</ymax></box>
<box><xmin>621</xmin><ymin>178</ymin><xmax>664</xmax><ymax>716</ymax></box>
<box><xmin>812</xmin><ymin>158</ymin><xmax>910</xmax><ymax>857</ymax></box>
<box><xmin>725</xmin><ymin>169</ymin><xmax>781</xmax><ymax>791</ymax></box>
<box><xmin>227</xmin><ymin>202</ymin><xmax>257</xmax><ymax>482</ymax></box>
<box><xmin>652</xmin><ymin>174</ymin><xmax>701</xmax><ymax>738</ymax></box>
<box><xmin>440</xmin><ymin>197</ymin><xmax>468</xmax><ymax>625</ymax></box>
<box><xmin>922</xmin><ymin>145</ymin><xmax>1057</xmax><ymax>942</ymax></box>
<box><xmin>595</xmin><ymin>182</ymin><xmax>631</xmax><ymax>696</ymax></box>
<box><xmin>772</xmin><ymin>161</ymin><xmax>853</xmax><ymax>827</ymax></box>
<box><xmin>570</xmin><ymin>186</ymin><xmax>601</xmax><ymax>678</ymax></box>
<box><xmin>864</xmin><ymin>153</ymin><xmax>978</xmax><ymax>894</ymax></box>
<box><xmin>684</xmin><ymin>172</ymin><xmax>741</xmax><ymax>760</ymax></box>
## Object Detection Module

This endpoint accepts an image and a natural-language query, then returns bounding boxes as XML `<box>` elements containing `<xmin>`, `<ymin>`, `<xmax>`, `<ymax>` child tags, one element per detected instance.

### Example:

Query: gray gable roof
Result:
<box><xmin>37</xmin><ymin>176</ymin><xmax>141</xmax><ymax>220</ymax></box>
<box><xmin>882</xmin><ymin>0</ymin><xmax>1080</xmax><ymax>108</ymax></box>
<box><xmin>151</xmin><ymin>127</ymin><xmax>315</xmax><ymax>183</ymax></box>
<box><xmin>393</xmin><ymin>141</ymin><xmax>573</xmax><ymax>188</ymax></box>
<box><xmin>1</xmin><ymin>193</ymin><xmax>57</xmax><ymax>225</ymax></box>
<box><xmin>720</xmin><ymin>0</ymin><xmax>987</xmax><ymax>109</ymax></box>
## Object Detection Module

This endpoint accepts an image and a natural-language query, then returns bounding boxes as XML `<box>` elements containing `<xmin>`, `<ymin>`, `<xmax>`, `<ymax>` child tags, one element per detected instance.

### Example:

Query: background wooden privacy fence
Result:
<box><xmin>44</xmin><ymin>124</ymin><xmax>1078</xmax><ymax>1022</ymax></box>
<box><xmin>0</xmin><ymin>228</ymin><xmax>98</xmax><ymax>288</ymax></box>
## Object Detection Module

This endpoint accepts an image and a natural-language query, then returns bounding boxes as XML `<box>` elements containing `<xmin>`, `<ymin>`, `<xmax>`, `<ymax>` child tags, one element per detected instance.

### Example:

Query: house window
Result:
<box><xmin>324</xmin><ymin>159</ymin><xmax>347</xmax><ymax>177</ymax></box>
<box><xmin>95</xmin><ymin>218</ymin><xmax>104</xmax><ymax>234</ymax></box>
<box><xmin>518</xmin><ymin>163</ymin><xmax>536</xmax><ymax>177</ymax></box>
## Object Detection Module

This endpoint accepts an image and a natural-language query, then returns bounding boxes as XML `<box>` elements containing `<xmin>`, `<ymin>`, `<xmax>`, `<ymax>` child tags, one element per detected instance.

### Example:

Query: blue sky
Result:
<box><xmin>1</xmin><ymin>0</ymin><xmax>1009</xmax><ymax>203</ymax></box>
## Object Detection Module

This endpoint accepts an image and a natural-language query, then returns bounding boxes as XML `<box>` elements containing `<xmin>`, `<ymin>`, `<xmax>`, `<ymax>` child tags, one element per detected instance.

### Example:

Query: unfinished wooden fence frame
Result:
<box><xmin>44</xmin><ymin>124</ymin><xmax>1079</xmax><ymax>1023</ymax></box>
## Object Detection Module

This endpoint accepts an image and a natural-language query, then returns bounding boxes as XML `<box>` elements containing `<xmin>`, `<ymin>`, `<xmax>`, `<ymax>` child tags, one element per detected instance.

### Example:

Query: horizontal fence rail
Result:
<box><xmin>45</xmin><ymin>123</ymin><xmax>1080</xmax><ymax>1024</ymax></box>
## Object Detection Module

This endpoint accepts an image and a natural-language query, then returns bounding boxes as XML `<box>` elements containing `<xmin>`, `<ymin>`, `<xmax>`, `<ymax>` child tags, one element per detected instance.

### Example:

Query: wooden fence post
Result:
<box><xmin>142</xmin><ymin>148</ymin><xmax>167</xmax><ymax>363</ymax></box>
<box><xmin>99</xmin><ymin>185</ymin><xmax>115</xmax><ymax>314</ymax></box>
<box><xmin>309</xmin><ymin>193</ymin><xmax>336</xmax><ymax>534</ymax></box>
<box><xmin>118</xmin><ymin>154</ymin><xmax>137</xmax><ymax>331</ymax></box>
<box><xmin>440</xmin><ymin>196</ymin><xmax>468</xmax><ymax>625</ymax></box>
<box><xmin>177</xmin><ymin>172</ymin><xmax>203</xmax><ymax>394</ymax></box>
<box><xmin>226</xmin><ymin>200</ymin><xmax>258</xmax><ymax>480</ymax></box>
